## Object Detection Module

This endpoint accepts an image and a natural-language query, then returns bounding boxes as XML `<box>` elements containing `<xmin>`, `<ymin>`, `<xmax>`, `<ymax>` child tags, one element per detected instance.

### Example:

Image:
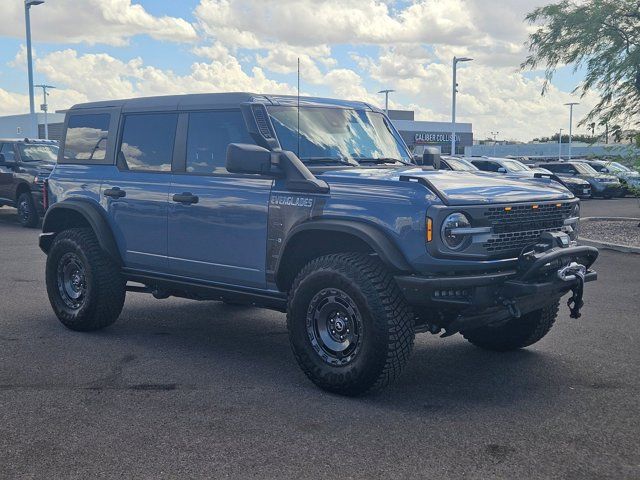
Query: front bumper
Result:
<box><xmin>396</xmin><ymin>241</ymin><xmax>598</xmax><ymax>333</ymax></box>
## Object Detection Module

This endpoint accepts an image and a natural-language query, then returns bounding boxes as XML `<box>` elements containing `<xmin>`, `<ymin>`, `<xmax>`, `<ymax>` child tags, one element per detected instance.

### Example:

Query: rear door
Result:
<box><xmin>102</xmin><ymin>112</ymin><xmax>177</xmax><ymax>272</ymax></box>
<box><xmin>167</xmin><ymin>110</ymin><xmax>272</xmax><ymax>288</ymax></box>
<box><xmin>0</xmin><ymin>143</ymin><xmax>17</xmax><ymax>201</ymax></box>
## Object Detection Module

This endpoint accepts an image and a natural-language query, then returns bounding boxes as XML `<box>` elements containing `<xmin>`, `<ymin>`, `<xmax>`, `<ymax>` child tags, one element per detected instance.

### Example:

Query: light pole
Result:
<box><xmin>378</xmin><ymin>89</ymin><xmax>395</xmax><ymax>116</ymax></box>
<box><xmin>491</xmin><ymin>131</ymin><xmax>499</xmax><ymax>156</ymax></box>
<box><xmin>451</xmin><ymin>56</ymin><xmax>473</xmax><ymax>155</ymax></box>
<box><xmin>558</xmin><ymin>128</ymin><xmax>563</xmax><ymax>160</ymax></box>
<box><xmin>24</xmin><ymin>0</ymin><xmax>45</xmax><ymax>138</ymax></box>
<box><xmin>564</xmin><ymin>102</ymin><xmax>579</xmax><ymax>160</ymax></box>
<box><xmin>35</xmin><ymin>84</ymin><xmax>55</xmax><ymax>139</ymax></box>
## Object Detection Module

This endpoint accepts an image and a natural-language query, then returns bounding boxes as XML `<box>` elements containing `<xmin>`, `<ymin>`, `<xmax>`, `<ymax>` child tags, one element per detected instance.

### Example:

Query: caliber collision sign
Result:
<box><xmin>415</xmin><ymin>132</ymin><xmax>460</xmax><ymax>144</ymax></box>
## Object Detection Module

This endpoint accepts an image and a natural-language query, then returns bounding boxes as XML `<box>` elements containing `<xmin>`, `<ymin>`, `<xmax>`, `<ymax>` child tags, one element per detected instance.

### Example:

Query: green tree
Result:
<box><xmin>522</xmin><ymin>0</ymin><xmax>640</xmax><ymax>126</ymax></box>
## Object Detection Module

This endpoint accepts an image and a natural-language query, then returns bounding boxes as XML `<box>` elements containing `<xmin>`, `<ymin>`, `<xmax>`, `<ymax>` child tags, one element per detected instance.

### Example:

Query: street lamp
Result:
<box><xmin>34</xmin><ymin>84</ymin><xmax>55</xmax><ymax>139</ymax></box>
<box><xmin>451</xmin><ymin>56</ymin><xmax>473</xmax><ymax>155</ymax></box>
<box><xmin>24</xmin><ymin>0</ymin><xmax>45</xmax><ymax>138</ymax></box>
<box><xmin>564</xmin><ymin>102</ymin><xmax>579</xmax><ymax>160</ymax></box>
<box><xmin>491</xmin><ymin>131</ymin><xmax>499</xmax><ymax>156</ymax></box>
<box><xmin>558</xmin><ymin>128</ymin><xmax>564</xmax><ymax>160</ymax></box>
<box><xmin>378</xmin><ymin>89</ymin><xmax>395</xmax><ymax>116</ymax></box>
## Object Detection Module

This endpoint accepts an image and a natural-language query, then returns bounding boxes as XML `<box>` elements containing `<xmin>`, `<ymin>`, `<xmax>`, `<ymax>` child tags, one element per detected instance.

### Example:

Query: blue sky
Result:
<box><xmin>0</xmin><ymin>0</ymin><xmax>597</xmax><ymax>140</ymax></box>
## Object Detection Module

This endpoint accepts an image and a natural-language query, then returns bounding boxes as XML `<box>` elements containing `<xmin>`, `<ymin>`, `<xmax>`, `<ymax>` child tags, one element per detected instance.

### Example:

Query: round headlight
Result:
<box><xmin>572</xmin><ymin>202</ymin><xmax>580</xmax><ymax>217</ymax></box>
<box><xmin>441</xmin><ymin>212</ymin><xmax>471</xmax><ymax>250</ymax></box>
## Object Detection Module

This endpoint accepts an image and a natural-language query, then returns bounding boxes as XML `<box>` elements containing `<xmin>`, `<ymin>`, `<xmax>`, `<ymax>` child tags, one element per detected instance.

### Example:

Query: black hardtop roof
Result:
<box><xmin>68</xmin><ymin>92</ymin><xmax>377</xmax><ymax>113</ymax></box>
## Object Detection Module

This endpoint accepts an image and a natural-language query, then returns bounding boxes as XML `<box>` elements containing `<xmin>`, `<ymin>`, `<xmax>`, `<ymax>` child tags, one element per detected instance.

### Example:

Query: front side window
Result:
<box><xmin>0</xmin><ymin>143</ymin><xmax>15</xmax><ymax>163</ymax></box>
<box><xmin>18</xmin><ymin>144</ymin><xmax>59</xmax><ymax>162</ymax></box>
<box><xmin>118</xmin><ymin>113</ymin><xmax>177</xmax><ymax>172</ymax></box>
<box><xmin>446</xmin><ymin>157</ymin><xmax>477</xmax><ymax>171</ymax></box>
<box><xmin>268</xmin><ymin>106</ymin><xmax>411</xmax><ymax>165</ymax></box>
<box><xmin>63</xmin><ymin>114</ymin><xmax>110</xmax><ymax>162</ymax></box>
<box><xmin>186</xmin><ymin>110</ymin><xmax>254</xmax><ymax>174</ymax></box>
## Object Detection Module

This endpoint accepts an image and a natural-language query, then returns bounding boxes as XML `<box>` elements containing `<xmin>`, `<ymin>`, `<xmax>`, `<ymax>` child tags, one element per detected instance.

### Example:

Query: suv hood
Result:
<box><xmin>317</xmin><ymin>167</ymin><xmax>573</xmax><ymax>205</ymax></box>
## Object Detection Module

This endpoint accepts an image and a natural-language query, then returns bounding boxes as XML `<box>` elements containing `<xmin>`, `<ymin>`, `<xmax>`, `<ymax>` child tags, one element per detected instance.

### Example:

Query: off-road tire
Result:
<box><xmin>287</xmin><ymin>253</ymin><xmax>414</xmax><ymax>396</ymax></box>
<box><xmin>461</xmin><ymin>301</ymin><xmax>560</xmax><ymax>351</ymax></box>
<box><xmin>17</xmin><ymin>192</ymin><xmax>38</xmax><ymax>228</ymax></box>
<box><xmin>46</xmin><ymin>228</ymin><xmax>125</xmax><ymax>331</ymax></box>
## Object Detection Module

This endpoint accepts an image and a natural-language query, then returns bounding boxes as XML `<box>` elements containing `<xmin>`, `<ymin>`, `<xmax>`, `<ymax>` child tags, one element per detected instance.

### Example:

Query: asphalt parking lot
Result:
<box><xmin>0</xmin><ymin>204</ymin><xmax>638</xmax><ymax>479</ymax></box>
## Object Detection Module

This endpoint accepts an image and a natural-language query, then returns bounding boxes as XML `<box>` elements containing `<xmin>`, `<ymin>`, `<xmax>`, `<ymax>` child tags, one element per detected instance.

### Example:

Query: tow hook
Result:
<box><xmin>503</xmin><ymin>299</ymin><xmax>521</xmax><ymax>319</ymax></box>
<box><xmin>558</xmin><ymin>262</ymin><xmax>587</xmax><ymax>319</ymax></box>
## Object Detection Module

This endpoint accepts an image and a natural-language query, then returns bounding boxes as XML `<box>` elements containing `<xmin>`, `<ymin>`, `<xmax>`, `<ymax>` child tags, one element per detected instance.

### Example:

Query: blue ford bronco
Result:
<box><xmin>40</xmin><ymin>93</ymin><xmax>598</xmax><ymax>395</ymax></box>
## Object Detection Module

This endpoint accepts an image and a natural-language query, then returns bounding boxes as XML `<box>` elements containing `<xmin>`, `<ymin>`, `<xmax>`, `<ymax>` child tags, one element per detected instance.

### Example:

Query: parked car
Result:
<box><xmin>467</xmin><ymin>156</ymin><xmax>596</xmax><ymax>196</ymax></box>
<box><xmin>470</xmin><ymin>157</ymin><xmax>552</xmax><ymax>176</ymax></box>
<box><xmin>0</xmin><ymin>138</ymin><xmax>57</xmax><ymax>227</ymax></box>
<box><xmin>439</xmin><ymin>156</ymin><xmax>479</xmax><ymax>171</ymax></box>
<box><xmin>40</xmin><ymin>93</ymin><xmax>597</xmax><ymax>395</ymax></box>
<box><xmin>537</xmin><ymin>161</ymin><xmax>623</xmax><ymax>199</ymax></box>
<box><xmin>575</xmin><ymin>159</ymin><xmax>640</xmax><ymax>194</ymax></box>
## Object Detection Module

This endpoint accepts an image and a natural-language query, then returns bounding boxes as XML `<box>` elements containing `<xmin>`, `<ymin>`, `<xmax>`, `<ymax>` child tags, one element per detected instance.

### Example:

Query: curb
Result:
<box><xmin>579</xmin><ymin>237</ymin><xmax>640</xmax><ymax>254</ymax></box>
<box><xmin>582</xmin><ymin>216</ymin><xmax>640</xmax><ymax>222</ymax></box>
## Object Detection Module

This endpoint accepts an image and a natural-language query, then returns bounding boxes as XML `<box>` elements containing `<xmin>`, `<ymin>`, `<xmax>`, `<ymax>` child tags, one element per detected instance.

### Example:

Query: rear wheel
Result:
<box><xmin>46</xmin><ymin>228</ymin><xmax>126</xmax><ymax>331</ymax></box>
<box><xmin>461</xmin><ymin>301</ymin><xmax>559</xmax><ymax>351</ymax></box>
<box><xmin>287</xmin><ymin>253</ymin><xmax>414</xmax><ymax>396</ymax></box>
<box><xmin>17</xmin><ymin>192</ymin><xmax>38</xmax><ymax>228</ymax></box>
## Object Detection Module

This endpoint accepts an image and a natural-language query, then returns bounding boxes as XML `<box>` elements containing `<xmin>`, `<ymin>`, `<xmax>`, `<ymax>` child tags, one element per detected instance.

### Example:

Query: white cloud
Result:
<box><xmin>0</xmin><ymin>0</ymin><xmax>196</xmax><ymax>46</ymax></box>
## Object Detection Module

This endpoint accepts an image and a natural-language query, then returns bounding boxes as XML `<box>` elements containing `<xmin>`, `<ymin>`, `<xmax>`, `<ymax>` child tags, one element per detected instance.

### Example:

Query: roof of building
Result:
<box><xmin>69</xmin><ymin>92</ymin><xmax>380</xmax><ymax>112</ymax></box>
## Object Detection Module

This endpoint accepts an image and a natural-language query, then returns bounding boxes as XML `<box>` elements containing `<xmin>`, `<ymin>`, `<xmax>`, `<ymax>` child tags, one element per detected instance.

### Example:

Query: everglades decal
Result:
<box><xmin>270</xmin><ymin>195</ymin><xmax>314</xmax><ymax>208</ymax></box>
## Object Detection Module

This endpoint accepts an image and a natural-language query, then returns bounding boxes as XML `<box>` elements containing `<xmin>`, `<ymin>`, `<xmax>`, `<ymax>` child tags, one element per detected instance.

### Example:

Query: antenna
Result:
<box><xmin>297</xmin><ymin>57</ymin><xmax>301</xmax><ymax>157</ymax></box>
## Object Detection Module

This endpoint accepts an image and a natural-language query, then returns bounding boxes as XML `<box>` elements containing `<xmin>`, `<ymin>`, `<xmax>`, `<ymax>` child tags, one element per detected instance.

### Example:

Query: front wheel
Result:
<box><xmin>17</xmin><ymin>192</ymin><xmax>38</xmax><ymax>228</ymax></box>
<box><xmin>287</xmin><ymin>253</ymin><xmax>415</xmax><ymax>396</ymax></box>
<box><xmin>46</xmin><ymin>228</ymin><xmax>126</xmax><ymax>331</ymax></box>
<box><xmin>461</xmin><ymin>301</ymin><xmax>559</xmax><ymax>351</ymax></box>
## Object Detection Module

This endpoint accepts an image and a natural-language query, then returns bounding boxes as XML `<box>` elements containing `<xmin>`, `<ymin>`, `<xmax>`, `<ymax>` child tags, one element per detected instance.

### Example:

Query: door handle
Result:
<box><xmin>172</xmin><ymin>192</ymin><xmax>199</xmax><ymax>204</ymax></box>
<box><xmin>104</xmin><ymin>187</ymin><xmax>126</xmax><ymax>198</ymax></box>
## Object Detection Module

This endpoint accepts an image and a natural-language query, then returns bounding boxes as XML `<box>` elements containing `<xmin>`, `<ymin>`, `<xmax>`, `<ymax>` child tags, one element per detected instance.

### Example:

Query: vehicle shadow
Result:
<box><xmin>79</xmin><ymin>296</ymin><xmax>591</xmax><ymax>412</ymax></box>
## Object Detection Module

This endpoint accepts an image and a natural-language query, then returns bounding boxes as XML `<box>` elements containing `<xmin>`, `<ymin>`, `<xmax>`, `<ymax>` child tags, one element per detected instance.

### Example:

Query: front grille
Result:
<box><xmin>483</xmin><ymin>202</ymin><xmax>572</xmax><ymax>253</ymax></box>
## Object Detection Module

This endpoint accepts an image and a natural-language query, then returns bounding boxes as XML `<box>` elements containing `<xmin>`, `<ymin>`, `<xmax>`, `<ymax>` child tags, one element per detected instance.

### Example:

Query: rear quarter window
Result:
<box><xmin>62</xmin><ymin>113</ymin><xmax>111</xmax><ymax>164</ymax></box>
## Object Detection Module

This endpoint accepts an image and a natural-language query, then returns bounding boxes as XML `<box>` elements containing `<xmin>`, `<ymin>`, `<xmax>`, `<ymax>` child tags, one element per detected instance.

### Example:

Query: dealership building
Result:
<box><xmin>0</xmin><ymin>112</ymin><xmax>65</xmax><ymax>141</ymax></box>
<box><xmin>388</xmin><ymin>110</ymin><xmax>473</xmax><ymax>155</ymax></box>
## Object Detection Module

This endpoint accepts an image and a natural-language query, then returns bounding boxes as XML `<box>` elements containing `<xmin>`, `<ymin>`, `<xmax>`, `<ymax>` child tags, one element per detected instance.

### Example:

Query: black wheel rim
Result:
<box><xmin>56</xmin><ymin>252</ymin><xmax>87</xmax><ymax>310</ymax></box>
<box><xmin>306</xmin><ymin>288</ymin><xmax>363</xmax><ymax>366</ymax></box>
<box><xmin>17</xmin><ymin>198</ymin><xmax>30</xmax><ymax>223</ymax></box>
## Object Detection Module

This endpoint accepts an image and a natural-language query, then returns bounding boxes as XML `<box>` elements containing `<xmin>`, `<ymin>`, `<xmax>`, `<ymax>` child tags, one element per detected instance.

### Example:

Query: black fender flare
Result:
<box><xmin>40</xmin><ymin>199</ymin><xmax>122</xmax><ymax>265</ymax></box>
<box><xmin>276</xmin><ymin>219</ymin><xmax>413</xmax><ymax>278</ymax></box>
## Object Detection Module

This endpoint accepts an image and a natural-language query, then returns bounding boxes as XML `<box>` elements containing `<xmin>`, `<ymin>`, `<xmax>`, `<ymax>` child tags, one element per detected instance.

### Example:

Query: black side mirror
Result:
<box><xmin>226</xmin><ymin>143</ymin><xmax>274</xmax><ymax>175</ymax></box>
<box><xmin>422</xmin><ymin>152</ymin><xmax>441</xmax><ymax>170</ymax></box>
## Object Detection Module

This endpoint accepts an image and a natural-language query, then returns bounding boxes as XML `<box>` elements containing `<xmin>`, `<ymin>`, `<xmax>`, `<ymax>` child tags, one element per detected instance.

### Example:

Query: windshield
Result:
<box><xmin>446</xmin><ymin>157</ymin><xmax>477</xmax><ymax>171</ymax></box>
<box><xmin>501</xmin><ymin>159</ymin><xmax>529</xmax><ymax>172</ymax></box>
<box><xmin>18</xmin><ymin>144</ymin><xmax>58</xmax><ymax>162</ymax></box>
<box><xmin>606</xmin><ymin>162</ymin><xmax>630</xmax><ymax>173</ymax></box>
<box><xmin>268</xmin><ymin>106</ymin><xmax>411</xmax><ymax>165</ymax></box>
<box><xmin>574</xmin><ymin>162</ymin><xmax>597</xmax><ymax>174</ymax></box>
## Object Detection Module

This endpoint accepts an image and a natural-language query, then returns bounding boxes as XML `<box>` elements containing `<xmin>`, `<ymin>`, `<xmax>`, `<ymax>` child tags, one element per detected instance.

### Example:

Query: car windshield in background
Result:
<box><xmin>606</xmin><ymin>162</ymin><xmax>630</xmax><ymax>173</ymax></box>
<box><xmin>18</xmin><ymin>144</ymin><xmax>59</xmax><ymax>162</ymax></box>
<box><xmin>502</xmin><ymin>160</ymin><xmax>528</xmax><ymax>171</ymax></box>
<box><xmin>574</xmin><ymin>162</ymin><xmax>598</xmax><ymax>174</ymax></box>
<box><xmin>268</xmin><ymin>106</ymin><xmax>411</xmax><ymax>165</ymax></box>
<box><xmin>447</xmin><ymin>158</ymin><xmax>477</xmax><ymax>171</ymax></box>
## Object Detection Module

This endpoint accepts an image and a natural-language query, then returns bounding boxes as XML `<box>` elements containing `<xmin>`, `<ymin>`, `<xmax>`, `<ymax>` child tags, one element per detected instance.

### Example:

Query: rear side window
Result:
<box><xmin>118</xmin><ymin>113</ymin><xmax>178</xmax><ymax>172</ymax></box>
<box><xmin>185</xmin><ymin>110</ymin><xmax>254</xmax><ymax>174</ymax></box>
<box><xmin>63</xmin><ymin>114</ymin><xmax>110</xmax><ymax>163</ymax></box>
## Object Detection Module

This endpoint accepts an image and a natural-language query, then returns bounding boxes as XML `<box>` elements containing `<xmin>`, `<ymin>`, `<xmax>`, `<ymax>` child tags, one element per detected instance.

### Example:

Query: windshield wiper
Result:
<box><xmin>355</xmin><ymin>157</ymin><xmax>410</xmax><ymax>165</ymax></box>
<box><xmin>302</xmin><ymin>157</ymin><xmax>355</xmax><ymax>166</ymax></box>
